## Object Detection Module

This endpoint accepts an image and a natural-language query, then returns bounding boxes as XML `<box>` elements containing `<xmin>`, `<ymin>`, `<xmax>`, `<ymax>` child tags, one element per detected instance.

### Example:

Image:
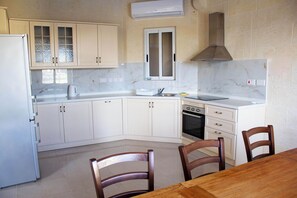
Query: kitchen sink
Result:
<box><xmin>159</xmin><ymin>93</ymin><xmax>176</xmax><ymax>97</ymax></box>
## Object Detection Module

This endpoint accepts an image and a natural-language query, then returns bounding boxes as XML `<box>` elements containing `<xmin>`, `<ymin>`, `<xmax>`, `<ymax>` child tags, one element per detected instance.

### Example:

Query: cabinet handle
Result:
<box><xmin>63</xmin><ymin>106</ymin><xmax>65</xmax><ymax>112</ymax></box>
<box><xmin>99</xmin><ymin>57</ymin><xmax>102</xmax><ymax>63</ymax></box>
<box><xmin>96</xmin><ymin>57</ymin><xmax>99</xmax><ymax>63</ymax></box>
<box><xmin>55</xmin><ymin>57</ymin><xmax>58</xmax><ymax>64</ymax></box>
<box><xmin>59</xmin><ymin>106</ymin><xmax>63</xmax><ymax>112</ymax></box>
<box><xmin>214</xmin><ymin>131</ymin><xmax>222</xmax><ymax>135</ymax></box>
<box><xmin>215</xmin><ymin>123</ymin><xmax>223</xmax><ymax>126</ymax></box>
<box><xmin>52</xmin><ymin>57</ymin><xmax>55</xmax><ymax>64</ymax></box>
<box><xmin>152</xmin><ymin>102</ymin><xmax>154</xmax><ymax>108</ymax></box>
<box><xmin>215</xmin><ymin>111</ymin><xmax>223</xmax><ymax>114</ymax></box>
<box><xmin>149</xmin><ymin>102</ymin><xmax>151</xmax><ymax>108</ymax></box>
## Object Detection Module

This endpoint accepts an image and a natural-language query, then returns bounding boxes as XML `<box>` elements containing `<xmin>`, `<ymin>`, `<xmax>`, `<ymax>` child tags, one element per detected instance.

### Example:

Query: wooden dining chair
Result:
<box><xmin>89</xmin><ymin>149</ymin><xmax>154</xmax><ymax>198</ymax></box>
<box><xmin>179</xmin><ymin>137</ymin><xmax>225</xmax><ymax>181</ymax></box>
<box><xmin>242</xmin><ymin>125</ymin><xmax>275</xmax><ymax>162</ymax></box>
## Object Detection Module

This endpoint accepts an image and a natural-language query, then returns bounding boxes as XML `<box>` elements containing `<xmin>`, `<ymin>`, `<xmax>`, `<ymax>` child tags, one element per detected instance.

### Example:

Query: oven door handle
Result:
<box><xmin>182</xmin><ymin>112</ymin><xmax>203</xmax><ymax>118</ymax></box>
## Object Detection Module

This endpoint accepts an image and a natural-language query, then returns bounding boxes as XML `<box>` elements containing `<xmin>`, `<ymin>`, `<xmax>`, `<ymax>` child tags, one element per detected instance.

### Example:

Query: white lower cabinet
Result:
<box><xmin>204</xmin><ymin>104</ymin><xmax>265</xmax><ymax>165</ymax></box>
<box><xmin>36</xmin><ymin>101</ymin><xmax>93</xmax><ymax>148</ymax></box>
<box><xmin>63</xmin><ymin>102</ymin><xmax>93</xmax><ymax>142</ymax></box>
<box><xmin>93</xmin><ymin>99</ymin><xmax>123</xmax><ymax>138</ymax></box>
<box><xmin>125</xmin><ymin>98</ymin><xmax>179</xmax><ymax>138</ymax></box>
<box><xmin>36</xmin><ymin>103</ymin><xmax>64</xmax><ymax>146</ymax></box>
<box><xmin>205</xmin><ymin>127</ymin><xmax>236</xmax><ymax>159</ymax></box>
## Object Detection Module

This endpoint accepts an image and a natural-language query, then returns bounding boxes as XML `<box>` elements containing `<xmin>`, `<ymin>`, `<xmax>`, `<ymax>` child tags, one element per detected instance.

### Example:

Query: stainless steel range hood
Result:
<box><xmin>191</xmin><ymin>12</ymin><xmax>233</xmax><ymax>61</ymax></box>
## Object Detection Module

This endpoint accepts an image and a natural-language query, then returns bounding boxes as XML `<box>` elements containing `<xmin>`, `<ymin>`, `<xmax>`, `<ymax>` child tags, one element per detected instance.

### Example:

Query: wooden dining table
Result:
<box><xmin>136</xmin><ymin>148</ymin><xmax>297</xmax><ymax>198</ymax></box>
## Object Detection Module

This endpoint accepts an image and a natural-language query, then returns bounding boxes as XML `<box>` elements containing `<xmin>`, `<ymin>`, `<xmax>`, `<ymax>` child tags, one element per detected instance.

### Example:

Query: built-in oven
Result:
<box><xmin>182</xmin><ymin>104</ymin><xmax>205</xmax><ymax>140</ymax></box>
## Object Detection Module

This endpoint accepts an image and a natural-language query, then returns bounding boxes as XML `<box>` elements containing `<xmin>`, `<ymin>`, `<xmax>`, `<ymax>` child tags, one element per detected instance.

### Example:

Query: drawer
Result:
<box><xmin>205</xmin><ymin>117</ymin><xmax>237</xmax><ymax>135</ymax></box>
<box><xmin>205</xmin><ymin>105</ymin><xmax>237</xmax><ymax>122</ymax></box>
<box><xmin>205</xmin><ymin>127</ymin><xmax>236</xmax><ymax>160</ymax></box>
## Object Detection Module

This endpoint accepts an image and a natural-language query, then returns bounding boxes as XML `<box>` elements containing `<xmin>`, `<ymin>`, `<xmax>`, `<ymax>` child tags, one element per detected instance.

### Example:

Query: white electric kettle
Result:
<box><xmin>67</xmin><ymin>84</ymin><xmax>78</xmax><ymax>98</ymax></box>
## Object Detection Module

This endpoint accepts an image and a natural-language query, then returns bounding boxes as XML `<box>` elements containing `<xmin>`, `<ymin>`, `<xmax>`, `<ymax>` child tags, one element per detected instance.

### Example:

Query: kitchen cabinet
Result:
<box><xmin>125</xmin><ymin>98</ymin><xmax>179</xmax><ymax>138</ymax></box>
<box><xmin>9</xmin><ymin>19</ymin><xmax>30</xmax><ymax>35</ymax></box>
<box><xmin>36</xmin><ymin>101</ymin><xmax>93</xmax><ymax>148</ymax></box>
<box><xmin>0</xmin><ymin>7</ymin><xmax>9</xmax><ymax>34</ymax></box>
<box><xmin>205</xmin><ymin>105</ymin><xmax>237</xmax><ymax>160</ymax></box>
<box><xmin>77</xmin><ymin>24</ymin><xmax>118</xmax><ymax>68</ymax></box>
<box><xmin>36</xmin><ymin>103</ymin><xmax>64</xmax><ymax>146</ymax></box>
<box><xmin>63</xmin><ymin>101</ymin><xmax>93</xmax><ymax>142</ymax></box>
<box><xmin>204</xmin><ymin>104</ymin><xmax>265</xmax><ymax>165</ymax></box>
<box><xmin>93</xmin><ymin>99</ymin><xmax>123</xmax><ymax>139</ymax></box>
<box><xmin>30</xmin><ymin>21</ymin><xmax>77</xmax><ymax>68</ymax></box>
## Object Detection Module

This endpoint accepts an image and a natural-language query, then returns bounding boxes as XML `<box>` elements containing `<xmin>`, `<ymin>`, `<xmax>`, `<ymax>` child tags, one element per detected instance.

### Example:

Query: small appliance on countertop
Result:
<box><xmin>67</xmin><ymin>84</ymin><xmax>79</xmax><ymax>98</ymax></box>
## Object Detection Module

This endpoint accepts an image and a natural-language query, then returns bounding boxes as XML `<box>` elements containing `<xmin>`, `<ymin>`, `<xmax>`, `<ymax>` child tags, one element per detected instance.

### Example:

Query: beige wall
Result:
<box><xmin>124</xmin><ymin>0</ymin><xmax>208</xmax><ymax>62</ymax></box>
<box><xmin>207</xmin><ymin>0</ymin><xmax>297</xmax><ymax>152</ymax></box>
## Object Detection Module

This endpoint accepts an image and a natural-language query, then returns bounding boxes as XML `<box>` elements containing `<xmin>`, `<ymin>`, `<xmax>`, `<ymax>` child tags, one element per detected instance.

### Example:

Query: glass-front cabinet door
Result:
<box><xmin>30</xmin><ymin>22</ymin><xmax>55</xmax><ymax>67</ymax></box>
<box><xmin>30</xmin><ymin>22</ymin><xmax>77</xmax><ymax>68</ymax></box>
<box><xmin>54</xmin><ymin>23</ymin><xmax>77</xmax><ymax>67</ymax></box>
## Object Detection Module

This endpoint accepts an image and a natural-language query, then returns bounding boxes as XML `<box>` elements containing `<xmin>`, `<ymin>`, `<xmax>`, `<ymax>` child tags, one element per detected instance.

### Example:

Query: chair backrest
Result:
<box><xmin>178</xmin><ymin>137</ymin><xmax>225</xmax><ymax>181</ymax></box>
<box><xmin>90</xmin><ymin>149</ymin><xmax>154</xmax><ymax>198</ymax></box>
<box><xmin>242</xmin><ymin>125</ymin><xmax>275</xmax><ymax>162</ymax></box>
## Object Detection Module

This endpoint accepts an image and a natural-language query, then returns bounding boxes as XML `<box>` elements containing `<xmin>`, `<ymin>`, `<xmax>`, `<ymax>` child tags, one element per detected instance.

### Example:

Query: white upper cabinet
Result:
<box><xmin>30</xmin><ymin>21</ymin><xmax>77</xmax><ymax>68</ymax></box>
<box><xmin>77</xmin><ymin>24</ymin><xmax>118</xmax><ymax>68</ymax></box>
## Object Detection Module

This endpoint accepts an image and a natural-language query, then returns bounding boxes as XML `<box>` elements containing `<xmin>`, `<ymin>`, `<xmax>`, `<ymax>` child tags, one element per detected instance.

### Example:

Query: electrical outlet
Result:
<box><xmin>256</xmin><ymin>80</ymin><xmax>266</xmax><ymax>86</ymax></box>
<box><xmin>247</xmin><ymin>79</ymin><xmax>256</xmax><ymax>86</ymax></box>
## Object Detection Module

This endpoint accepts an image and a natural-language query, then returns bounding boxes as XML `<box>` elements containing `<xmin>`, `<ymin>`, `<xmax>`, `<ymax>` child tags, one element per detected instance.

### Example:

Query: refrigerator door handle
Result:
<box><xmin>34</xmin><ymin>123</ymin><xmax>41</xmax><ymax>143</ymax></box>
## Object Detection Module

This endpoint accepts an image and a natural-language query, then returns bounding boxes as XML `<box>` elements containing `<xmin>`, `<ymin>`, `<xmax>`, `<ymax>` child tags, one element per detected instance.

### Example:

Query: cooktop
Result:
<box><xmin>185</xmin><ymin>95</ymin><xmax>229</xmax><ymax>101</ymax></box>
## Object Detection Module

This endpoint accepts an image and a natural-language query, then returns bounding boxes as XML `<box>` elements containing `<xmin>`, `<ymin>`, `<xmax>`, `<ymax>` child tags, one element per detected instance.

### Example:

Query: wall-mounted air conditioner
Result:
<box><xmin>131</xmin><ymin>0</ymin><xmax>184</xmax><ymax>19</ymax></box>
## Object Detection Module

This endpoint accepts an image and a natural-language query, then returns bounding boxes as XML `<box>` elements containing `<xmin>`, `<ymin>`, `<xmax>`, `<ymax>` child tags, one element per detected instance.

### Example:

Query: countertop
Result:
<box><xmin>34</xmin><ymin>91</ymin><xmax>266</xmax><ymax>109</ymax></box>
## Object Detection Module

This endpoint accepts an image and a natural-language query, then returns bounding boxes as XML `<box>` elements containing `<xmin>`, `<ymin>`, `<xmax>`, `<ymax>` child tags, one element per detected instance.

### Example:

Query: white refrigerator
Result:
<box><xmin>0</xmin><ymin>35</ymin><xmax>40</xmax><ymax>188</ymax></box>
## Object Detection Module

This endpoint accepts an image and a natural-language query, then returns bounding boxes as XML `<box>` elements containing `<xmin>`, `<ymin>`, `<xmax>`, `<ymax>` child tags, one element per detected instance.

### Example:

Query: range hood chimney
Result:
<box><xmin>191</xmin><ymin>12</ymin><xmax>233</xmax><ymax>61</ymax></box>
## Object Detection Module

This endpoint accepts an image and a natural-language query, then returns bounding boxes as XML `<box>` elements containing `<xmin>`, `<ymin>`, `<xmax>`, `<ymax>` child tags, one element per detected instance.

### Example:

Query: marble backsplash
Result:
<box><xmin>197</xmin><ymin>59</ymin><xmax>267</xmax><ymax>100</ymax></box>
<box><xmin>31</xmin><ymin>62</ymin><xmax>199</xmax><ymax>96</ymax></box>
<box><xmin>31</xmin><ymin>59</ymin><xmax>267</xmax><ymax>101</ymax></box>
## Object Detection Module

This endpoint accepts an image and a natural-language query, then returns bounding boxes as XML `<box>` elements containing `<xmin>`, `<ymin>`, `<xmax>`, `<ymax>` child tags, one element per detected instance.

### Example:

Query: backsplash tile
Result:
<box><xmin>31</xmin><ymin>62</ymin><xmax>199</xmax><ymax>96</ymax></box>
<box><xmin>197</xmin><ymin>59</ymin><xmax>267</xmax><ymax>100</ymax></box>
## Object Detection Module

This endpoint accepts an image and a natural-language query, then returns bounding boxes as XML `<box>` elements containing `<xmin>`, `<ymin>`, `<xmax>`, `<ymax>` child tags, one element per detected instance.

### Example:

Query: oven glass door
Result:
<box><xmin>182</xmin><ymin>111</ymin><xmax>205</xmax><ymax>140</ymax></box>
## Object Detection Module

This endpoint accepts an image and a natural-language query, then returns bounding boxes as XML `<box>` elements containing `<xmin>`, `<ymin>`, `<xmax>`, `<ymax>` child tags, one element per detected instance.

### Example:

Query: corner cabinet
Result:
<box><xmin>77</xmin><ymin>24</ymin><xmax>118</xmax><ymax>68</ymax></box>
<box><xmin>30</xmin><ymin>21</ymin><xmax>77</xmax><ymax>68</ymax></box>
<box><xmin>124</xmin><ymin>98</ymin><xmax>180</xmax><ymax>140</ymax></box>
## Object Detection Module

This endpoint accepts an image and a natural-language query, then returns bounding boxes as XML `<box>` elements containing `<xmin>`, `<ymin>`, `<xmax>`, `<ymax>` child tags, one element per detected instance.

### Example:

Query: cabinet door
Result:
<box><xmin>9</xmin><ymin>20</ymin><xmax>30</xmax><ymax>35</ymax></box>
<box><xmin>63</xmin><ymin>101</ymin><xmax>93</xmax><ymax>142</ymax></box>
<box><xmin>36</xmin><ymin>104</ymin><xmax>64</xmax><ymax>146</ymax></box>
<box><xmin>0</xmin><ymin>8</ymin><xmax>9</xmax><ymax>34</ymax></box>
<box><xmin>30</xmin><ymin>22</ymin><xmax>55</xmax><ymax>67</ymax></box>
<box><xmin>126</xmin><ymin>99</ymin><xmax>151</xmax><ymax>136</ymax></box>
<box><xmin>93</xmin><ymin>99</ymin><xmax>123</xmax><ymax>139</ymax></box>
<box><xmin>151</xmin><ymin>99</ymin><xmax>179</xmax><ymax>138</ymax></box>
<box><xmin>205</xmin><ymin>127</ymin><xmax>236</xmax><ymax>160</ymax></box>
<box><xmin>98</xmin><ymin>25</ymin><xmax>118</xmax><ymax>67</ymax></box>
<box><xmin>54</xmin><ymin>23</ymin><xmax>77</xmax><ymax>67</ymax></box>
<box><xmin>77</xmin><ymin>24</ymin><xmax>98</xmax><ymax>66</ymax></box>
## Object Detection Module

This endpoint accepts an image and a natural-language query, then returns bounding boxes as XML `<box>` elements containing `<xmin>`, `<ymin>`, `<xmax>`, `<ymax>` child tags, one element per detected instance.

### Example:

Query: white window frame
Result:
<box><xmin>144</xmin><ymin>27</ymin><xmax>176</xmax><ymax>80</ymax></box>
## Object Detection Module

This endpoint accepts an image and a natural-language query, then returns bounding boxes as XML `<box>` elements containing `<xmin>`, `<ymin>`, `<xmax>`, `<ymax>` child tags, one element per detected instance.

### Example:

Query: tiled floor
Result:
<box><xmin>0</xmin><ymin>140</ymin><xmax>231</xmax><ymax>198</ymax></box>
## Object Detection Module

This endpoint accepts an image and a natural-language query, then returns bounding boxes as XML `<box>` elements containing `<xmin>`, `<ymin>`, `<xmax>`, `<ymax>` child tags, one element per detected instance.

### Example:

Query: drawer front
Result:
<box><xmin>206</xmin><ymin>117</ymin><xmax>237</xmax><ymax>135</ymax></box>
<box><xmin>205</xmin><ymin>127</ymin><xmax>236</xmax><ymax>160</ymax></box>
<box><xmin>206</xmin><ymin>105</ymin><xmax>237</xmax><ymax>122</ymax></box>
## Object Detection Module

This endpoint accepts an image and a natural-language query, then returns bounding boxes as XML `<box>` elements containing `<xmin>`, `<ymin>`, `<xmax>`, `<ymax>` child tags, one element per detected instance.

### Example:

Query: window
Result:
<box><xmin>42</xmin><ymin>69</ymin><xmax>68</xmax><ymax>84</ymax></box>
<box><xmin>144</xmin><ymin>27</ymin><xmax>175</xmax><ymax>80</ymax></box>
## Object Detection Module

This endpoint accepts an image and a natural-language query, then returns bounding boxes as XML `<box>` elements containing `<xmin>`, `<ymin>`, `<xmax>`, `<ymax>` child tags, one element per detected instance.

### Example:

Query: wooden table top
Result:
<box><xmin>136</xmin><ymin>148</ymin><xmax>297</xmax><ymax>198</ymax></box>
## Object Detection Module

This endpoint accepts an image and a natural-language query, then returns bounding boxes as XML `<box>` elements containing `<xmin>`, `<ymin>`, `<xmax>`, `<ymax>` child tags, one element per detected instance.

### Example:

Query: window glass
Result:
<box><xmin>144</xmin><ymin>27</ymin><xmax>175</xmax><ymax>80</ymax></box>
<box><xmin>41</xmin><ymin>69</ymin><xmax>68</xmax><ymax>84</ymax></box>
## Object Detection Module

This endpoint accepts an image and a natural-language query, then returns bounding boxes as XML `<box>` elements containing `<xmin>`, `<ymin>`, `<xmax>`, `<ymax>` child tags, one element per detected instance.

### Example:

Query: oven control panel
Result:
<box><xmin>183</xmin><ymin>104</ymin><xmax>205</xmax><ymax>115</ymax></box>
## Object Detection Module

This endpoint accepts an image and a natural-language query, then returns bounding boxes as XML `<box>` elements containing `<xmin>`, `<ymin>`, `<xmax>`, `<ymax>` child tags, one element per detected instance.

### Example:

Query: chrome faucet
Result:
<box><xmin>158</xmin><ymin>88</ymin><xmax>165</xmax><ymax>95</ymax></box>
